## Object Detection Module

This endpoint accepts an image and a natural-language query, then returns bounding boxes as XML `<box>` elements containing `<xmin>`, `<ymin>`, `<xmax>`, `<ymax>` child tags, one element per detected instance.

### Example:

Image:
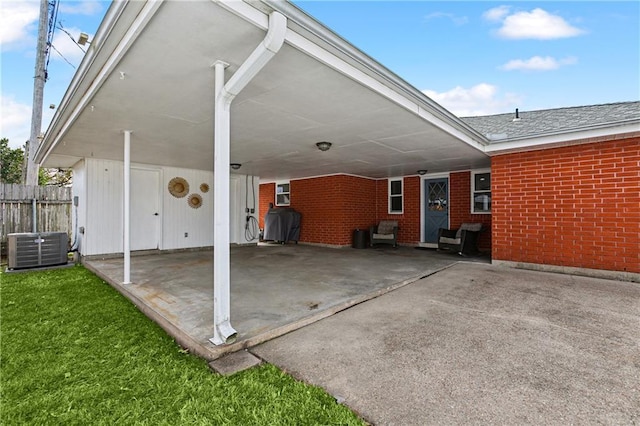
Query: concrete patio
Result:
<box><xmin>84</xmin><ymin>244</ymin><xmax>487</xmax><ymax>359</ymax></box>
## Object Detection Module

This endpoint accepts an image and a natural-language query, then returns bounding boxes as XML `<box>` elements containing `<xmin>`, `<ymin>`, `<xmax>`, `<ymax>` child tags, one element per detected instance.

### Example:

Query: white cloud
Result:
<box><xmin>58</xmin><ymin>1</ymin><xmax>103</xmax><ymax>16</ymax></box>
<box><xmin>500</xmin><ymin>55</ymin><xmax>578</xmax><ymax>71</ymax></box>
<box><xmin>50</xmin><ymin>26</ymin><xmax>89</xmax><ymax>65</ymax></box>
<box><xmin>496</xmin><ymin>8</ymin><xmax>585</xmax><ymax>40</ymax></box>
<box><xmin>425</xmin><ymin>12</ymin><xmax>468</xmax><ymax>26</ymax></box>
<box><xmin>0</xmin><ymin>95</ymin><xmax>32</xmax><ymax>149</ymax></box>
<box><xmin>0</xmin><ymin>1</ymin><xmax>101</xmax><ymax>51</ymax></box>
<box><xmin>483</xmin><ymin>6</ymin><xmax>511</xmax><ymax>22</ymax></box>
<box><xmin>0</xmin><ymin>1</ymin><xmax>39</xmax><ymax>50</ymax></box>
<box><xmin>422</xmin><ymin>83</ymin><xmax>522</xmax><ymax>116</ymax></box>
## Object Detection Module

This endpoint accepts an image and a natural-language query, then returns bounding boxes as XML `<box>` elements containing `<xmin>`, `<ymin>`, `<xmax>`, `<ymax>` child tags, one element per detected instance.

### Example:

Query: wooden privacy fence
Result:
<box><xmin>0</xmin><ymin>184</ymin><xmax>73</xmax><ymax>246</ymax></box>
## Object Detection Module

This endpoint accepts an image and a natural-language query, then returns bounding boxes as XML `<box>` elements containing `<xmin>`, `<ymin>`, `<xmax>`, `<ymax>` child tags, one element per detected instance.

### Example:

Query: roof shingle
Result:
<box><xmin>460</xmin><ymin>101</ymin><xmax>640</xmax><ymax>141</ymax></box>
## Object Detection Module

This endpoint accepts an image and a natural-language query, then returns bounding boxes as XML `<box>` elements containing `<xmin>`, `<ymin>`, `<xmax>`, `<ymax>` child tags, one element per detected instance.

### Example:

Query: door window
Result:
<box><xmin>428</xmin><ymin>180</ymin><xmax>448</xmax><ymax>212</ymax></box>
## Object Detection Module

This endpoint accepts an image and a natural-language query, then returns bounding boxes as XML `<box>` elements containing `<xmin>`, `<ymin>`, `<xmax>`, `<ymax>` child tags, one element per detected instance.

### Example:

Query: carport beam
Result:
<box><xmin>210</xmin><ymin>11</ymin><xmax>287</xmax><ymax>346</ymax></box>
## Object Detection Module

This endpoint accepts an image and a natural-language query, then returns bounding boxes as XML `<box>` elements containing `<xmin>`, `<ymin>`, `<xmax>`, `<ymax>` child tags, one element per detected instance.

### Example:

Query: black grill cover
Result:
<box><xmin>263</xmin><ymin>208</ymin><xmax>301</xmax><ymax>243</ymax></box>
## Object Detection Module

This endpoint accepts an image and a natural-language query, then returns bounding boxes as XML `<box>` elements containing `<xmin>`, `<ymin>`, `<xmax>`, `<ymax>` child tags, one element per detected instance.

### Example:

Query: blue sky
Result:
<box><xmin>1</xmin><ymin>1</ymin><xmax>638</xmax><ymax>149</ymax></box>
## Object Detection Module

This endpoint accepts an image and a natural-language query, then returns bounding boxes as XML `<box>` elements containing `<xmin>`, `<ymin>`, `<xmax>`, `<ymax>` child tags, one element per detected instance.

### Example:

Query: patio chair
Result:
<box><xmin>369</xmin><ymin>220</ymin><xmax>399</xmax><ymax>248</ymax></box>
<box><xmin>437</xmin><ymin>223</ymin><xmax>484</xmax><ymax>256</ymax></box>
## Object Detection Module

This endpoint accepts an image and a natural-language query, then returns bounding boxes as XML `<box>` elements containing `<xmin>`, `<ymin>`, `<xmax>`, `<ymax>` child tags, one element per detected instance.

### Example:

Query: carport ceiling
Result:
<box><xmin>42</xmin><ymin>0</ymin><xmax>490</xmax><ymax>180</ymax></box>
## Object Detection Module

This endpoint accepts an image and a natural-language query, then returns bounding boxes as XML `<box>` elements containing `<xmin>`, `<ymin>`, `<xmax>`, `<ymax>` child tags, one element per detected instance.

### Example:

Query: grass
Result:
<box><xmin>1</xmin><ymin>265</ymin><xmax>364</xmax><ymax>425</ymax></box>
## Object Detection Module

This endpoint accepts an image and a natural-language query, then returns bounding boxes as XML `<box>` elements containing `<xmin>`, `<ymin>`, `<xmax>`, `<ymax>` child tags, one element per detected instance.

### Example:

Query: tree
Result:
<box><xmin>0</xmin><ymin>138</ymin><xmax>72</xmax><ymax>186</ymax></box>
<box><xmin>39</xmin><ymin>168</ymin><xmax>73</xmax><ymax>187</ymax></box>
<box><xmin>0</xmin><ymin>138</ymin><xmax>25</xmax><ymax>184</ymax></box>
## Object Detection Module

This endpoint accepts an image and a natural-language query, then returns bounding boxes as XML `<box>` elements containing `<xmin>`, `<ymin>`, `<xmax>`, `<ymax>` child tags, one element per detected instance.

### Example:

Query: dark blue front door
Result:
<box><xmin>424</xmin><ymin>178</ymin><xmax>449</xmax><ymax>244</ymax></box>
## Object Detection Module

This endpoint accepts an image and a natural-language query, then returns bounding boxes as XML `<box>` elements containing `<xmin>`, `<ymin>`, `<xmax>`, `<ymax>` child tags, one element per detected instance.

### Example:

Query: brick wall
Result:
<box><xmin>258</xmin><ymin>182</ymin><xmax>275</xmax><ymax>229</ymax></box>
<box><xmin>449</xmin><ymin>171</ymin><xmax>492</xmax><ymax>251</ymax></box>
<box><xmin>375</xmin><ymin>177</ymin><xmax>421</xmax><ymax>244</ymax></box>
<box><xmin>290</xmin><ymin>175</ymin><xmax>377</xmax><ymax>245</ymax></box>
<box><xmin>492</xmin><ymin>137</ymin><xmax>640</xmax><ymax>273</ymax></box>
<box><xmin>260</xmin><ymin>173</ymin><xmax>492</xmax><ymax>249</ymax></box>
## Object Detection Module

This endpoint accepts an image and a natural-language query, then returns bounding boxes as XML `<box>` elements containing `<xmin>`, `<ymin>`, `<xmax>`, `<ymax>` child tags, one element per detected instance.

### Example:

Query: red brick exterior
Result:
<box><xmin>259</xmin><ymin>175</ymin><xmax>377</xmax><ymax>245</ymax></box>
<box><xmin>492</xmin><ymin>137</ymin><xmax>640</xmax><ymax>273</ymax></box>
<box><xmin>375</xmin><ymin>177</ymin><xmax>421</xmax><ymax>245</ymax></box>
<box><xmin>258</xmin><ymin>182</ymin><xmax>275</xmax><ymax>229</ymax></box>
<box><xmin>260</xmin><ymin>173</ymin><xmax>493</xmax><ymax>248</ymax></box>
<box><xmin>449</xmin><ymin>171</ymin><xmax>492</xmax><ymax>251</ymax></box>
<box><xmin>292</xmin><ymin>175</ymin><xmax>376</xmax><ymax>245</ymax></box>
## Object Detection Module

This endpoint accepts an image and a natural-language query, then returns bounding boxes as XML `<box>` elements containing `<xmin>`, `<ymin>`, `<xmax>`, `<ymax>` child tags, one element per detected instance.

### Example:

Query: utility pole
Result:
<box><xmin>25</xmin><ymin>0</ymin><xmax>49</xmax><ymax>185</ymax></box>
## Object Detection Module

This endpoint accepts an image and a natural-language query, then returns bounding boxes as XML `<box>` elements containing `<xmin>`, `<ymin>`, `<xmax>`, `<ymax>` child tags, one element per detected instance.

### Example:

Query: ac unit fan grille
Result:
<box><xmin>8</xmin><ymin>232</ymin><xmax>69</xmax><ymax>270</ymax></box>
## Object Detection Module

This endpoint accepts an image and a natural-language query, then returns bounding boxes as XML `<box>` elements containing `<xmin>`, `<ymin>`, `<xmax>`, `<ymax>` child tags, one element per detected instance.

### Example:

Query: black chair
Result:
<box><xmin>369</xmin><ymin>220</ymin><xmax>399</xmax><ymax>247</ymax></box>
<box><xmin>437</xmin><ymin>223</ymin><xmax>484</xmax><ymax>255</ymax></box>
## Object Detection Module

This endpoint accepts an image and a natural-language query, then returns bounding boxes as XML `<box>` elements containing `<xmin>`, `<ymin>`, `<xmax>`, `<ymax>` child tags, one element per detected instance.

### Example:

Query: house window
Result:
<box><xmin>472</xmin><ymin>170</ymin><xmax>491</xmax><ymax>213</ymax></box>
<box><xmin>388</xmin><ymin>178</ymin><xmax>403</xmax><ymax>214</ymax></box>
<box><xmin>275</xmin><ymin>182</ymin><xmax>290</xmax><ymax>206</ymax></box>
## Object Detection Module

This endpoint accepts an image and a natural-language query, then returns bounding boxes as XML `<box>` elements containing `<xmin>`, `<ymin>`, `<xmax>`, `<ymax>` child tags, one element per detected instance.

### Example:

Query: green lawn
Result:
<box><xmin>1</xmin><ymin>266</ymin><xmax>363</xmax><ymax>425</ymax></box>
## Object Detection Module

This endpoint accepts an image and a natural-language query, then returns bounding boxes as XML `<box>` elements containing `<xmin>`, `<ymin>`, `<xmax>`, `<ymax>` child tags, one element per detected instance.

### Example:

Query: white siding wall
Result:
<box><xmin>85</xmin><ymin>159</ymin><xmax>124</xmax><ymax>255</ymax></box>
<box><xmin>71</xmin><ymin>160</ymin><xmax>86</xmax><ymax>253</ymax></box>
<box><xmin>230</xmin><ymin>174</ymin><xmax>260</xmax><ymax>245</ymax></box>
<box><xmin>162</xmin><ymin>167</ymin><xmax>214</xmax><ymax>250</ymax></box>
<box><xmin>76</xmin><ymin>158</ymin><xmax>257</xmax><ymax>256</ymax></box>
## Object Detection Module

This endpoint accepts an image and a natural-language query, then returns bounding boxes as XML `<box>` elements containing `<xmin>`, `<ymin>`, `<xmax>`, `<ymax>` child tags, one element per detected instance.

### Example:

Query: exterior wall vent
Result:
<box><xmin>7</xmin><ymin>232</ymin><xmax>69</xmax><ymax>270</ymax></box>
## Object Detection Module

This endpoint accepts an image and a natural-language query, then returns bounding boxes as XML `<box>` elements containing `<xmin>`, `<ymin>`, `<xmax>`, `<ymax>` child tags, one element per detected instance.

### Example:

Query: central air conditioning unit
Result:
<box><xmin>7</xmin><ymin>232</ymin><xmax>69</xmax><ymax>270</ymax></box>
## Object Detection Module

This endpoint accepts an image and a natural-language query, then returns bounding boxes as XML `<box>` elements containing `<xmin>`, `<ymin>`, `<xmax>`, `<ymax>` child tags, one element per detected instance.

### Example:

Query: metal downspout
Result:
<box><xmin>210</xmin><ymin>11</ymin><xmax>287</xmax><ymax>346</ymax></box>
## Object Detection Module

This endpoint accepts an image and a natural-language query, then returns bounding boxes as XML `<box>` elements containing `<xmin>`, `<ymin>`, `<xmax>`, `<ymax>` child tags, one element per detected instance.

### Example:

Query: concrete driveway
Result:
<box><xmin>252</xmin><ymin>263</ymin><xmax>640</xmax><ymax>425</ymax></box>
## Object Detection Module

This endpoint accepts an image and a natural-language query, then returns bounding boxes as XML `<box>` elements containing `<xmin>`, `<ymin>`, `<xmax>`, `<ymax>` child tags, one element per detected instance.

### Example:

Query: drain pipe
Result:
<box><xmin>210</xmin><ymin>11</ymin><xmax>287</xmax><ymax>346</ymax></box>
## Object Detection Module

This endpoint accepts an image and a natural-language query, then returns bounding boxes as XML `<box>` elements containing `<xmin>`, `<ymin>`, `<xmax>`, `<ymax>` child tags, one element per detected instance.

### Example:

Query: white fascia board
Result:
<box><xmin>221</xmin><ymin>0</ymin><xmax>488</xmax><ymax>152</ymax></box>
<box><xmin>288</xmin><ymin>34</ymin><xmax>489</xmax><ymax>153</ymax></box>
<box><xmin>42</xmin><ymin>154</ymin><xmax>83</xmax><ymax>168</ymax></box>
<box><xmin>37</xmin><ymin>2</ymin><xmax>128</xmax><ymax>164</ymax></box>
<box><xmin>484</xmin><ymin>121</ymin><xmax>640</xmax><ymax>155</ymax></box>
<box><xmin>36</xmin><ymin>1</ymin><xmax>131</xmax><ymax>164</ymax></box>
<box><xmin>36</xmin><ymin>0</ymin><xmax>164</xmax><ymax>164</ymax></box>
<box><xmin>214</xmin><ymin>0</ymin><xmax>270</xmax><ymax>30</ymax></box>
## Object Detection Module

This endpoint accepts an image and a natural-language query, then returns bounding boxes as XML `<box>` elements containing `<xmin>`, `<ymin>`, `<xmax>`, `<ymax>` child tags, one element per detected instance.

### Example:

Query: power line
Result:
<box><xmin>43</xmin><ymin>0</ymin><xmax>60</xmax><ymax>81</ymax></box>
<box><xmin>49</xmin><ymin>43</ymin><xmax>76</xmax><ymax>69</ymax></box>
<box><xmin>56</xmin><ymin>22</ymin><xmax>86</xmax><ymax>54</ymax></box>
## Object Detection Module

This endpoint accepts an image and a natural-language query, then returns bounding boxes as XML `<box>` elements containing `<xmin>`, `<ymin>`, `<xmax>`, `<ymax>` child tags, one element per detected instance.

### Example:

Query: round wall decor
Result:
<box><xmin>200</xmin><ymin>183</ymin><xmax>210</xmax><ymax>193</ymax></box>
<box><xmin>188</xmin><ymin>193</ymin><xmax>203</xmax><ymax>209</ymax></box>
<box><xmin>168</xmin><ymin>177</ymin><xmax>189</xmax><ymax>198</ymax></box>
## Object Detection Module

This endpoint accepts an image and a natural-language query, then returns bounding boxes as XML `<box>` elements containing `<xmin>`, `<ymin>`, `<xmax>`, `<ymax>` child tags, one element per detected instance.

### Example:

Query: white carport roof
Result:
<box><xmin>37</xmin><ymin>0</ymin><xmax>491</xmax><ymax>180</ymax></box>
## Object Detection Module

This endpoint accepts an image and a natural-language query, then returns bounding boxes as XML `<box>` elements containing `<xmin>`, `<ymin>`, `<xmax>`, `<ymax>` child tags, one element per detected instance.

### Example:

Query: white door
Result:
<box><xmin>131</xmin><ymin>168</ymin><xmax>160</xmax><ymax>250</ymax></box>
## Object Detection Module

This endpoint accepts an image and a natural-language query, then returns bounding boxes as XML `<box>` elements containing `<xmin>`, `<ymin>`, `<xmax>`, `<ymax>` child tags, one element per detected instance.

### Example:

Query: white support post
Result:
<box><xmin>123</xmin><ymin>130</ymin><xmax>132</xmax><ymax>284</ymax></box>
<box><xmin>209</xmin><ymin>11</ymin><xmax>286</xmax><ymax>346</ymax></box>
<box><xmin>210</xmin><ymin>61</ymin><xmax>237</xmax><ymax>346</ymax></box>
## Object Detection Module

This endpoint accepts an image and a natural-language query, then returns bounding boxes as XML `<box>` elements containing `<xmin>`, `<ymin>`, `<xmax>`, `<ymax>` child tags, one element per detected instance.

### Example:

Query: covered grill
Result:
<box><xmin>263</xmin><ymin>208</ymin><xmax>301</xmax><ymax>244</ymax></box>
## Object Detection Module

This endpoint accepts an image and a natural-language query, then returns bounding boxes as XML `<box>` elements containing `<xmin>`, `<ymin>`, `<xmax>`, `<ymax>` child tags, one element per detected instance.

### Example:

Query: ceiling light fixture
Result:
<box><xmin>417</xmin><ymin>169</ymin><xmax>428</xmax><ymax>175</ymax></box>
<box><xmin>316</xmin><ymin>141</ymin><xmax>332</xmax><ymax>152</ymax></box>
<box><xmin>230</xmin><ymin>163</ymin><xmax>242</xmax><ymax>170</ymax></box>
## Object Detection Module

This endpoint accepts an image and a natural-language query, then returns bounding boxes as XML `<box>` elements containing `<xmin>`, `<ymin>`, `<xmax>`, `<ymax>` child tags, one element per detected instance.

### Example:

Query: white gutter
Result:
<box><xmin>259</xmin><ymin>0</ymin><xmax>489</xmax><ymax>148</ymax></box>
<box><xmin>484</xmin><ymin>120</ymin><xmax>640</xmax><ymax>154</ymax></box>
<box><xmin>218</xmin><ymin>0</ymin><xmax>488</xmax><ymax>152</ymax></box>
<box><xmin>210</xmin><ymin>10</ymin><xmax>287</xmax><ymax>346</ymax></box>
<box><xmin>35</xmin><ymin>0</ymin><xmax>162</xmax><ymax>164</ymax></box>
